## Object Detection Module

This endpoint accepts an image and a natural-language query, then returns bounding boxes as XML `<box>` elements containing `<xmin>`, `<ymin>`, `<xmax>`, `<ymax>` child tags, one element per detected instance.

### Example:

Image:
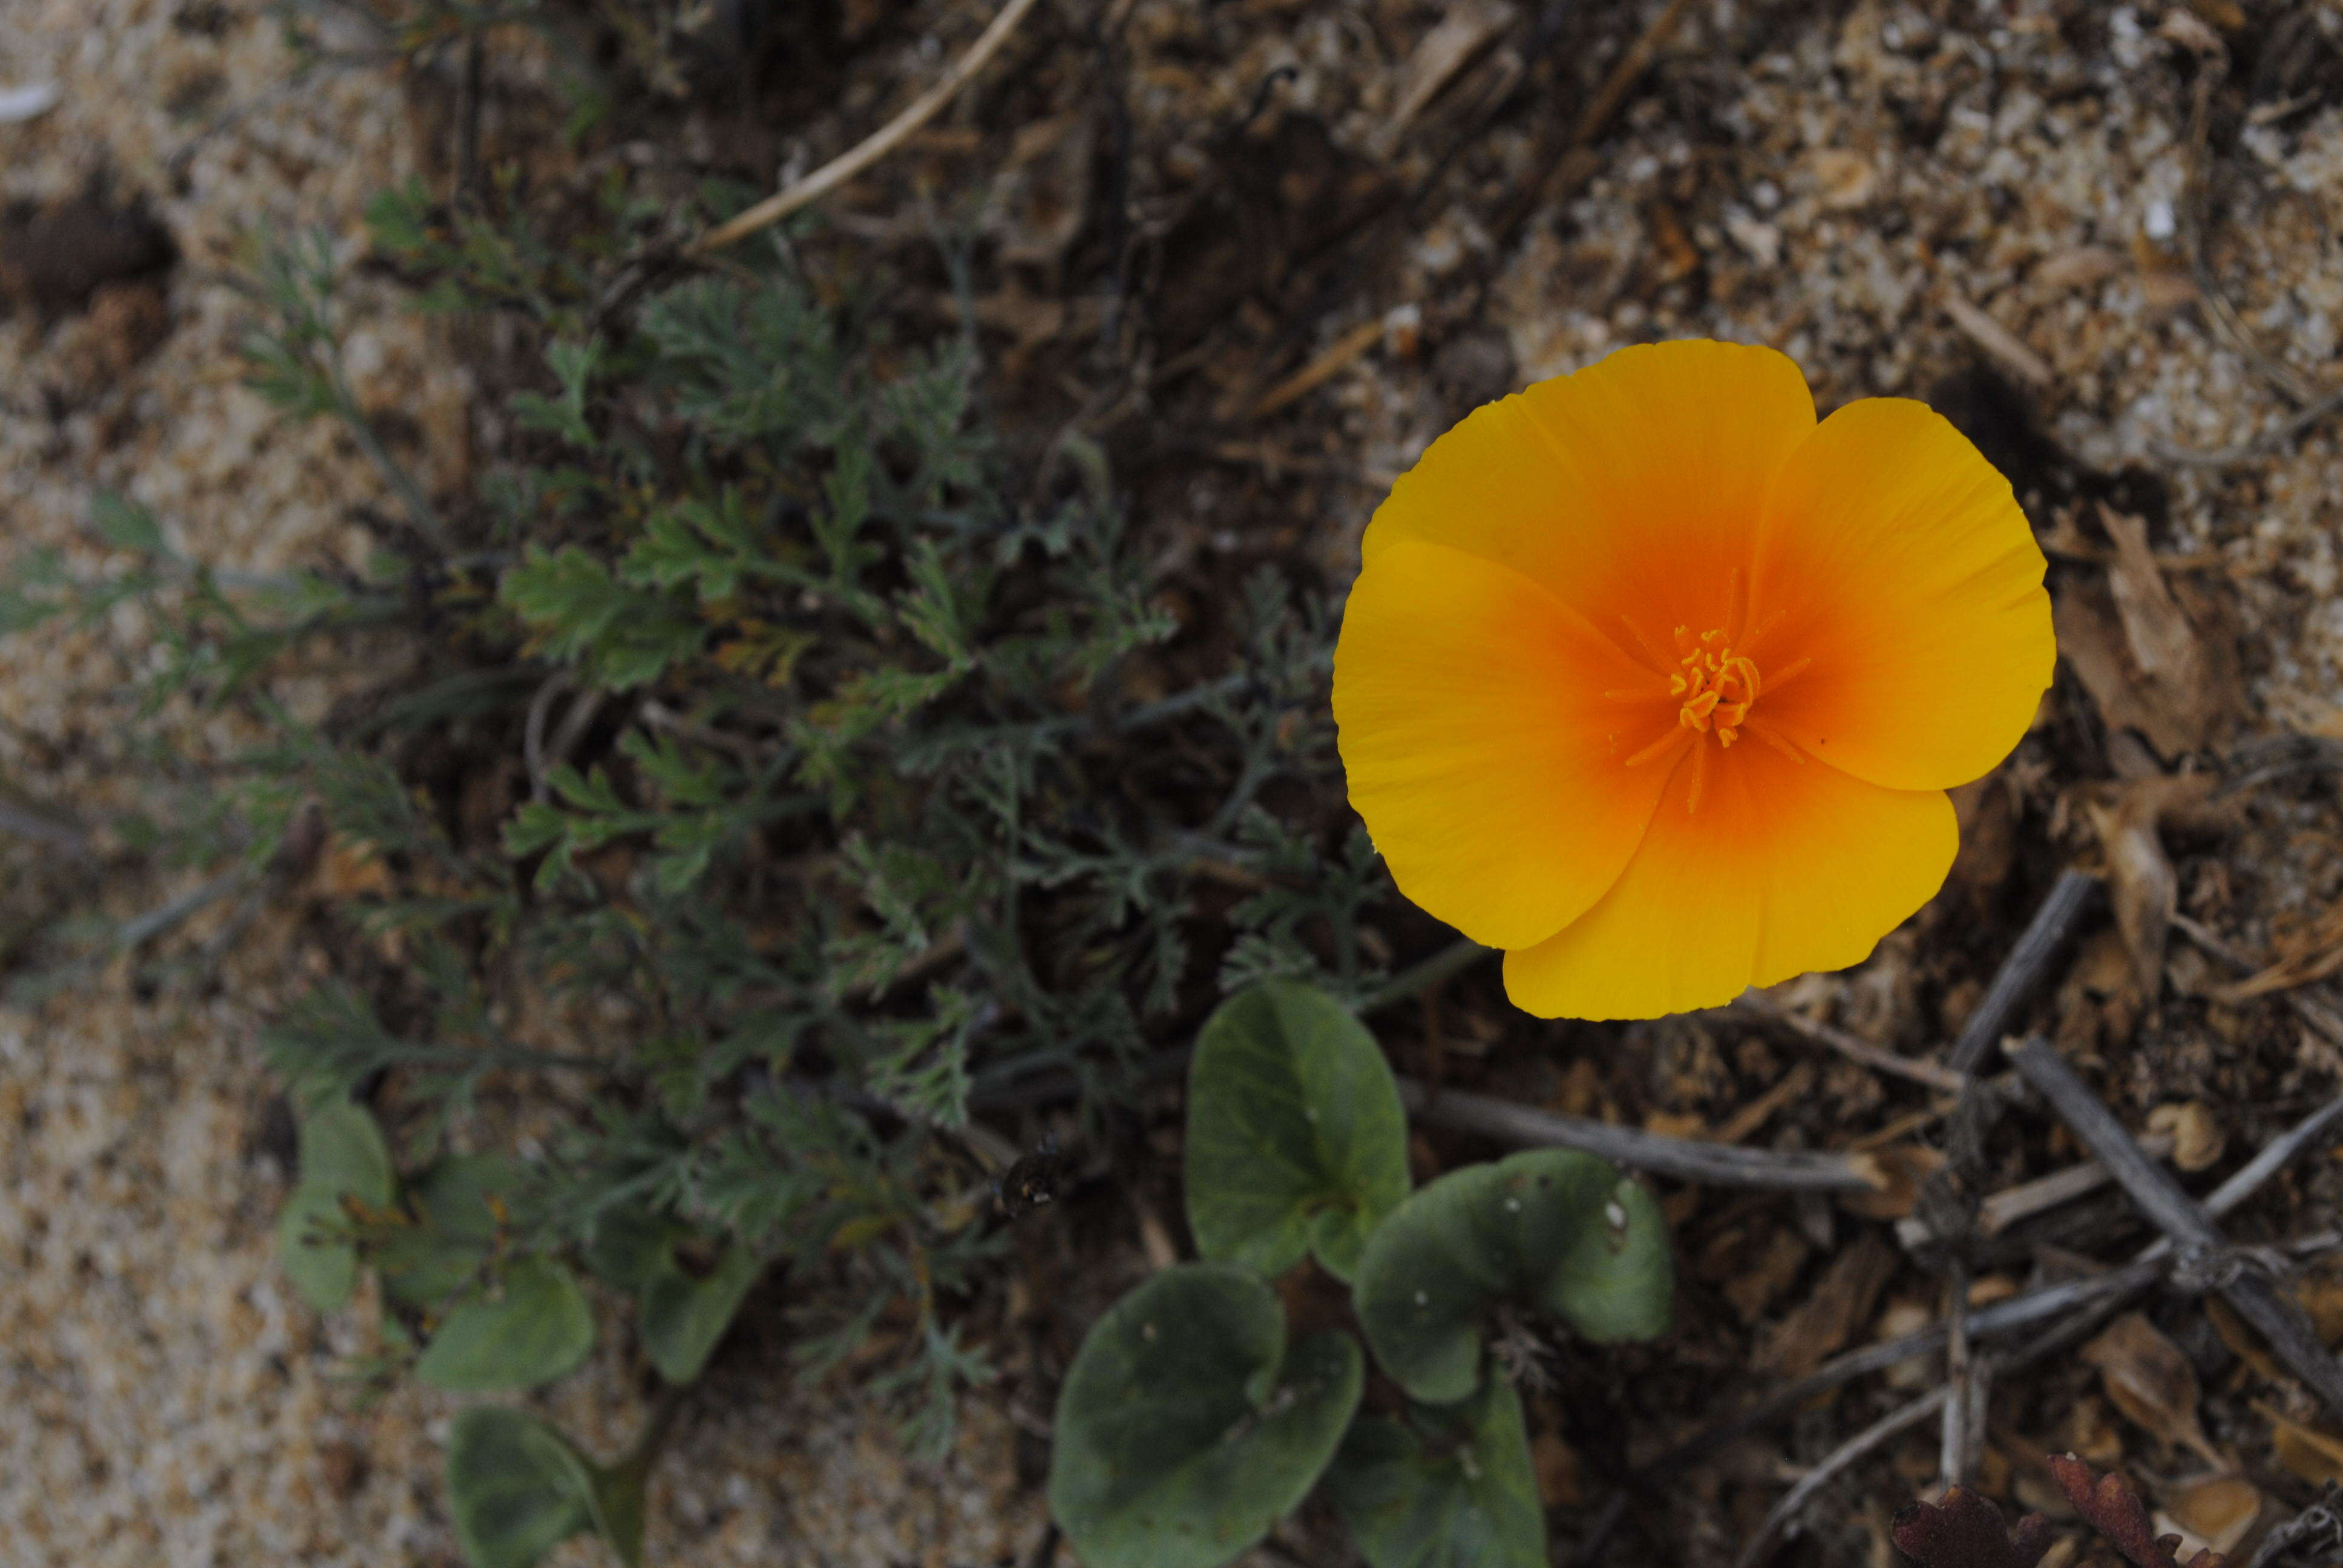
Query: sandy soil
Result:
<box><xmin>5</xmin><ymin>1</ymin><xmax>2343</xmax><ymax>1565</ymax></box>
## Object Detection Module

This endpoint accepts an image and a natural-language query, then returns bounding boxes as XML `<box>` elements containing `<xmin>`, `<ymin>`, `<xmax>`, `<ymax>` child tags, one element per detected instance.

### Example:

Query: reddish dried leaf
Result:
<box><xmin>2044</xmin><ymin>1454</ymin><xmax>2230</xmax><ymax>1568</ymax></box>
<box><xmin>1890</xmin><ymin>1486</ymin><xmax>2054</xmax><ymax>1568</ymax></box>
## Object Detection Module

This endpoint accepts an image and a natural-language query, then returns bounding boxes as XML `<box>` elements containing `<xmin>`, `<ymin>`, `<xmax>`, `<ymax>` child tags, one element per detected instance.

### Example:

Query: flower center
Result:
<box><xmin>1669</xmin><ymin>626</ymin><xmax>1760</xmax><ymax>747</ymax></box>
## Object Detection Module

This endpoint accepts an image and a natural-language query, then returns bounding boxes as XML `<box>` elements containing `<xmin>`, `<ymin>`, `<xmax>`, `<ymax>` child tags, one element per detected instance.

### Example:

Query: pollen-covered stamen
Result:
<box><xmin>1667</xmin><ymin>625</ymin><xmax>1764</xmax><ymax>747</ymax></box>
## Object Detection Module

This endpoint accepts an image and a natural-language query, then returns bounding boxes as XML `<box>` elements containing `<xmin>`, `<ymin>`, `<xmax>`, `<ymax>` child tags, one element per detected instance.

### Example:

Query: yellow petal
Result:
<box><xmin>1501</xmin><ymin>743</ymin><xmax>1956</xmax><ymax>1020</ymax></box>
<box><xmin>1751</xmin><ymin>397</ymin><xmax>2054</xmax><ymax>791</ymax></box>
<box><xmin>1334</xmin><ymin>539</ymin><xmax>1676</xmax><ymax>951</ymax></box>
<box><xmin>1363</xmin><ymin>339</ymin><xmax>1815</xmax><ymax>637</ymax></box>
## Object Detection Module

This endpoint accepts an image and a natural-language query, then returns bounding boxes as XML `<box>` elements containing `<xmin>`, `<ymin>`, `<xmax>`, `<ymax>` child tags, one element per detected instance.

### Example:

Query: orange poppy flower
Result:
<box><xmin>1333</xmin><ymin>339</ymin><xmax>2053</xmax><ymax>1019</ymax></box>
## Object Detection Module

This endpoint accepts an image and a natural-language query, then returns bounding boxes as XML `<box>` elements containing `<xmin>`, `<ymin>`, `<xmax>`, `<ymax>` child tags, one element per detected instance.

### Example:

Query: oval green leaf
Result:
<box><xmin>379</xmin><ymin>1154</ymin><xmax>534</xmax><ymax>1309</ymax></box>
<box><xmin>1049</xmin><ymin>1263</ymin><xmax>1363</xmax><ymax>1568</ymax></box>
<box><xmin>640</xmin><ymin>1244</ymin><xmax>763</xmax><ymax>1384</ymax></box>
<box><xmin>1323</xmin><ymin>1379</ymin><xmax>1544</xmax><ymax>1568</ymax></box>
<box><xmin>445</xmin><ymin>1406</ymin><xmax>595</xmax><ymax>1568</ymax></box>
<box><xmin>1184</xmin><ymin>982</ymin><xmax>1410</xmax><ymax>1281</ymax></box>
<box><xmin>445</xmin><ymin>1405</ymin><xmax>649</xmax><ymax>1568</ymax></box>
<box><xmin>1352</xmin><ymin>1150</ymin><xmax>1672</xmax><ymax>1403</ymax></box>
<box><xmin>415</xmin><ymin>1258</ymin><xmax>596</xmax><ymax>1393</ymax></box>
<box><xmin>276</xmin><ymin>1098</ymin><xmax>396</xmax><ymax>1312</ymax></box>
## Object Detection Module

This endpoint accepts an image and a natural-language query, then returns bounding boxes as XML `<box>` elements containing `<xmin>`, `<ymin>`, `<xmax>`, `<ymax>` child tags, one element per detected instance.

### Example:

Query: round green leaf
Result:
<box><xmin>1323</xmin><ymin>1379</ymin><xmax>1544</xmax><ymax>1568</ymax></box>
<box><xmin>445</xmin><ymin>1406</ymin><xmax>595</xmax><ymax>1568</ymax></box>
<box><xmin>639</xmin><ymin>1244</ymin><xmax>762</xmax><ymax>1384</ymax></box>
<box><xmin>1353</xmin><ymin>1150</ymin><xmax>1672</xmax><ymax>1403</ymax></box>
<box><xmin>379</xmin><ymin>1154</ymin><xmax>534</xmax><ymax>1309</ymax></box>
<box><xmin>445</xmin><ymin>1405</ymin><xmax>649</xmax><ymax>1568</ymax></box>
<box><xmin>415</xmin><ymin>1258</ymin><xmax>596</xmax><ymax>1393</ymax></box>
<box><xmin>275</xmin><ymin>1099</ymin><xmax>395</xmax><ymax>1312</ymax></box>
<box><xmin>1184</xmin><ymin>982</ymin><xmax>1410</xmax><ymax>1281</ymax></box>
<box><xmin>1049</xmin><ymin>1263</ymin><xmax>1363</xmax><ymax>1568</ymax></box>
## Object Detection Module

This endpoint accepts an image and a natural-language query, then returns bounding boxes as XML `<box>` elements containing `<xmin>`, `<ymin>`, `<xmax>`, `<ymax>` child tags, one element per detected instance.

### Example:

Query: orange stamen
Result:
<box><xmin>1623</xmin><ymin>727</ymin><xmax>1691</xmax><ymax>768</ymax></box>
<box><xmin>1615</xmin><ymin>616</ymin><xmax>1675</xmax><ymax>675</ymax></box>
<box><xmin>1743</xmin><ymin>714</ymin><xmax>1808</xmax><ymax>763</ymax></box>
<box><xmin>1621</xmin><ymin>609</ymin><xmax>1799</xmax><ymax>759</ymax></box>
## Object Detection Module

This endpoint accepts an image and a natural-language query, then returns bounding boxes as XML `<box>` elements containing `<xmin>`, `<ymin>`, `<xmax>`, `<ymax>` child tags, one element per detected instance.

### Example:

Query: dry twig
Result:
<box><xmin>1949</xmin><ymin>869</ymin><xmax>2102</xmax><ymax>1075</ymax></box>
<box><xmin>691</xmin><ymin>0</ymin><xmax>1045</xmax><ymax>254</ymax></box>
<box><xmin>1395</xmin><ymin>1077</ymin><xmax>1875</xmax><ymax>1192</ymax></box>
<box><xmin>1643</xmin><ymin>1083</ymin><xmax>2343</xmax><ymax>1478</ymax></box>
<box><xmin>1728</xmin><ymin>992</ymin><xmax>1968</xmax><ymax>1094</ymax></box>
<box><xmin>2011</xmin><ymin>1038</ymin><xmax>2343</xmax><ymax>1419</ymax></box>
<box><xmin>1732</xmin><ymin>1387</ymin><xmax>1950</xmax><ymax>1568</ymax></box>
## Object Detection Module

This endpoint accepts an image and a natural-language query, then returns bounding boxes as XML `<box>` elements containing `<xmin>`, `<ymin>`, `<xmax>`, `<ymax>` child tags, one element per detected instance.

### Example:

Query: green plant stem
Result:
<box><xmin>1362</xmin><ymin>938</ymin><xmax>1492</xmax><ymax>1014</ymax></box>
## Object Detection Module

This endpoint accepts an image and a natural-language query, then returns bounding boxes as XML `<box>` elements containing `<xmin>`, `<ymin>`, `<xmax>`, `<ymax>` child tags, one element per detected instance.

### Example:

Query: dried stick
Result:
<box><xmin>1941</xmin><ymin>1263</ymin><xmax>1980</xmax><ymax>1489</ymax></box>
<box><xmin>2244</xmin><ymin>1491</ymin><xmax>2342</xmax><ymax>1568</ymax></box>
<box><xmin>1496</xmin><ymin>0</ymin><xmax>1695</xmax><ymax>239</ymax></box>
<box><xmin>2011</xmin><ymin>1038</ymin><xmax>2343</xmax><ymax>1419</ymax></box>
<box><xmin>2172</xmin><ymin>912</ymin><xmax>2343</xmax><ymax>1048</ymax></box>
<box><xmin>0</xmin><ymin>797</ymin><xmax>88</xmax><ymax>855</ymax></box>
<box><xmin>1948</xmin><ymin>869</ymin><xmax>2102</xmax><ymax>1074</ymax></box>
<box><xmin>1732</xmin><ymin>1388</ymin><xmax>1949</xmax><ymax>1568</ymax></box>
<box><xmin>1569</xmin><ymin>0</ymin><xmax>1699</xmax><ymax>145</ymax></box>
<box><xmin>1728</xmin><ymin>993</ymin><xmax>1967</xmax><ymax>1094</ymax></box>
<box><xmin>1648</xmin><ymin>1082</ymin><xmax>2343</xmax><ymax>1475</ymax></box>
<box><xmin>692</xmin><ymin>0</ymin><xmax>1046</xmax><ymax>254</ymax></box>
<box><xmin>1647</xmin><ymin>1261</ymin><xmax>2162</xmax><ymax>1480</ymax></box>
<box><xmin>1394</xmin><ymin>1077</ymin><xmax>1875</xmax><ymax>1192</ymax></box>
<box><xmin>1896</xmin><ymin>1132</ymin><xmax>2178</xmax><ymax>1248</ymax></box>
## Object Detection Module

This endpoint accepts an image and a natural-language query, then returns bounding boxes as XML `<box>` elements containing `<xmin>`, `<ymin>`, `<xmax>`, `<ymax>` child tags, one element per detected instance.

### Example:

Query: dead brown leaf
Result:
<box><xmin>2289</xmin><ymin>1264</ymin><xmax>2343</xmax><ymax>1347</ymax></box>
<box><xmin>2085</xmin><ymin>773</ymin><xmax>2218</xmax><ymax>1008</ymax></box>
<box><xmin>989</xmin><ymin>113</ymin><xmax>1095</xmax><ymax>275</ymax></box>
<box><xmin>2080</xmin><ymin>1313</ymin><xmax>2225</xmax><ymax>1469</ymax></box>
<box><xmin>2257</xmin><ymin>1400</ymin><xmax>2343</xmax><ymax>1486</ymax></box>
<box><xmin>2156</xmin><ymin>1474</ymin><xmax>2261</xmax><ymax>1560</ymax></box>
<box><xmin>1754</xmin><ymin>1232</ymin><xmax>1897</xmax><ymax>1380</ymax></box>
<box><xmin>2054</xmin><ymin>509</ymin><xmax>2236</xmax><ymax>757</ymax></box>
<box><xmin>2214</xmin><ymin>900</ymin><xmax>2343</xmax><ymax>1003</ymax></box>
<box><xmin>2105</xmin><ymin>511</ymin><xmax>2209</xmax><ymax>710</ymax></box>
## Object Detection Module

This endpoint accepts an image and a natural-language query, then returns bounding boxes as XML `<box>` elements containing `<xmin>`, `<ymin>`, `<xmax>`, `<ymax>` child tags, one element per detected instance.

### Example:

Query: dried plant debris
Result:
<box><xmin>1892</xmin><ymin>1462</ymin><xmax>2241</xmax><ymax>1568</ymax></box>
<box><xmin>2079</xmin><ymin>1313</ymin><xmax>2226</xmax><ymax>1470</ymax></box>
<box><xmin>2053</xmin><ymin>509</ymin><xmax>2241</xmax><ymax>762</ymax></box>
<box><xmin>2045</xmin><ymin>1454</ymin><xmax>2232</xmax><ymax>1568</ymax></box>
<box><xmin>1890</xmin><ymin>1485</ymin><xmax>2054</xmax><ymax>1568</ymax></box>
<box><xmin>2082</xmin><ymin>773</ymin><xmax>2225</xmax><ymax>1014</ymax></box>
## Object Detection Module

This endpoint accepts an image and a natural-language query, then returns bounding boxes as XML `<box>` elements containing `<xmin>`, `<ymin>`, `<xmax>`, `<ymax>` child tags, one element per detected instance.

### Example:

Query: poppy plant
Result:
<box><xmin>1333</xmin><ymin>339</ymin><xmax>2053</xmax><ymax>1020</ymax></box>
